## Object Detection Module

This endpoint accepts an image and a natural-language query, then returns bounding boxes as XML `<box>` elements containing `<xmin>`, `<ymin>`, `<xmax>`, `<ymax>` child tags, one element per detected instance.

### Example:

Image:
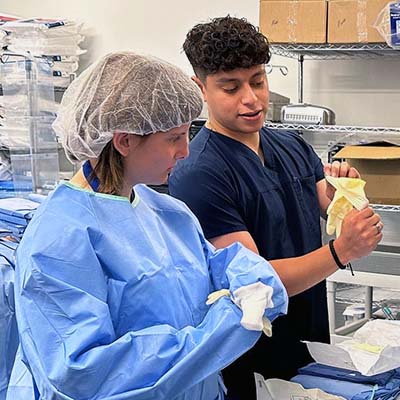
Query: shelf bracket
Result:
<box><xmin>297</xmin><ymin>54</ymin><xmax>304</xmax><ymax>103</ymax></box>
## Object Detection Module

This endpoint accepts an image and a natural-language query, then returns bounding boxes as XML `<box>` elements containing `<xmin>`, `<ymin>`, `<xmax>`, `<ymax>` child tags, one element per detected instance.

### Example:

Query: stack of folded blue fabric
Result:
<box><xmin>0</xmin><ymin>182</ymin><xmax>16</xmax><ymax>199</ymax></box>
<box><xmin>292</xmin><ymin>363</ymin><xmax>400</xmax><ymax>400</ymax></box>
<box><xmin>0</xmin><ymin>197</ymin><xmax>41</xmax><ymax>242</ymax></box>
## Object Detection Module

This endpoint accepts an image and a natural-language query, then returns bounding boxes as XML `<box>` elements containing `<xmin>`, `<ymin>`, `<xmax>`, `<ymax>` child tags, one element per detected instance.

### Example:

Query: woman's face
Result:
<box><xmin>125</xmin><ymin>123</ymin><xmax>191</xmax><ymax>186</ymax></box>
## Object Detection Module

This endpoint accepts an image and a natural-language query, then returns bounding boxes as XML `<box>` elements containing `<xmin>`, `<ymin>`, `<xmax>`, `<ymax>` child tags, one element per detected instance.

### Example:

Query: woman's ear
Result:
<box><xmin>112</xmin><ymin>132</ymin><xmax>134</xmax><ymax>157</ymax></box>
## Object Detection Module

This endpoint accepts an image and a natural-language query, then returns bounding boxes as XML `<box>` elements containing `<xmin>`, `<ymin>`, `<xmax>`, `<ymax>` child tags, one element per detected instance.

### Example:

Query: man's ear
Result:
<box><xmin>112</xmin><ymin>132</ymin><xmax>132</xmax><ymax>157</ymax></box>
<box><xmin>191</xmin><ymin>76</ymin><xmax>207</xmax><ymax>102</ymax></box>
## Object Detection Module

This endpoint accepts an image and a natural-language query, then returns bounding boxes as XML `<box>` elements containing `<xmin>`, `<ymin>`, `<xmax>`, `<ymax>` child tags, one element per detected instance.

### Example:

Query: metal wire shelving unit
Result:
<box><xmin>269</xmin><ymin>44</ymin><xmax>400</xmax><ymax>338</ymax></box>
<box><xmin>264</xmin><ymin>123</ymin><xmax>400</xmax><ymax>135</ymax></box>
<box><xmin>270</xmin><ymin>43</ymin><xmax>400</xmax><ymax>60</ymax></box>
<box><xmin>373</xmin><ymin>204</ymin><xmax>400</xmax><ymax>212</ymax></box>
<box><xmin>266</xmin><ymin>43</ymin><xmax>400</xmax><ymax>135</ymax></box>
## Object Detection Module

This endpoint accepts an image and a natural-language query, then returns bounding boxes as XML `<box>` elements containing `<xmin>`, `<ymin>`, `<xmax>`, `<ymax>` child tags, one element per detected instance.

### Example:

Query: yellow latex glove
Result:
<box><xmin>326</xmin><ymin>176</ymin><xmax>369</xmax><ymax>238</ymax></box>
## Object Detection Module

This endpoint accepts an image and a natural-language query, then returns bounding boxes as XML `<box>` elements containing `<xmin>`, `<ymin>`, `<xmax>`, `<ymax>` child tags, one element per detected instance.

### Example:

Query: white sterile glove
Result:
<box><xmin>232</xmin><ymin>281</ymin><xmax>274</xmax><ymax>332</ymax></box>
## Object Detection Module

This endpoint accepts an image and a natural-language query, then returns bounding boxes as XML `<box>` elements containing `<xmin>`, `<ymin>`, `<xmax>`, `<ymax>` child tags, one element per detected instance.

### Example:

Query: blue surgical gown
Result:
<box><xmin>13</xmin><ymin>182</ymin><xmax>288</xmax><ymax>400</ymax></box>
<box><xmin>0</xmin><ymin>240</ymin><xmax>18</xmax><ymax>400</ymax></box>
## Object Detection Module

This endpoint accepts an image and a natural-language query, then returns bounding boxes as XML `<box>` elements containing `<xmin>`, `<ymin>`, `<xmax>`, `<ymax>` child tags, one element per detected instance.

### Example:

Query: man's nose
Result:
<box><xmin>241</xmin><ymin>84</ymin><xmax>258</xmax><ymax>105</ymax></box>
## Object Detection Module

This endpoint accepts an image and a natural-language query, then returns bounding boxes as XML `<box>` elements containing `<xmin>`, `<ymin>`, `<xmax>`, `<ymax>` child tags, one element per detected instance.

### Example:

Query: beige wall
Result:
<box><xmin>2</xmin><ymin>0</ymin><xmax>400</xmax><ymax>127</ymax></box>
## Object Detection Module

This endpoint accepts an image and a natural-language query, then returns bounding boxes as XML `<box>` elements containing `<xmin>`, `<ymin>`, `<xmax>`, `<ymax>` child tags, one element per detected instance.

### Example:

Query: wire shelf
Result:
<box><xmin>265</xmin><ymin>122</ymin><xmax>400</xmax><ymax>134</ymax></box>
<box><xmin>271</xmin><ymin>43</ymin><xmax>400</xmax><ymax>60</ymax></box>
<box><xmin>372</xmin><ymin>204</ymin><xmax>400</xmax><ymax>212</ymax></box>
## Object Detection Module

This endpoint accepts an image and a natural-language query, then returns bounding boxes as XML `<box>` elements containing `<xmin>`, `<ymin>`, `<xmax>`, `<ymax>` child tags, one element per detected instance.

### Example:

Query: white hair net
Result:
<box><xmin>53</xmin><ymin>51</ymin><xmax>203</xmax><ymax>162</ymax></box>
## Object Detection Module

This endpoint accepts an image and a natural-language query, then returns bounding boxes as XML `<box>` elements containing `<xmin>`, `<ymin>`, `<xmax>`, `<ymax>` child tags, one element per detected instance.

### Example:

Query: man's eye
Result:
<box><xmin>223</xmin><ymin>87</ymin><xmax>238</xmax><ymax>93</ymax></box>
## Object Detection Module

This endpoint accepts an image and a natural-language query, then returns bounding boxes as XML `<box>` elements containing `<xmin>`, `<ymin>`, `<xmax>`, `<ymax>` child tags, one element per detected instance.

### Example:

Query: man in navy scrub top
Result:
<box><xmin>169</xmin><ymin>15</ymin><xmax>383</xmax><ymax>400</ymax></box>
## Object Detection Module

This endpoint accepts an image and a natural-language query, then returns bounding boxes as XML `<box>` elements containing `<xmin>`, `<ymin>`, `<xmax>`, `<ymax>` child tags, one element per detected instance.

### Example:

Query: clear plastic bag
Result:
<box><xmin>374</xmin><ymin>1</ymin><xmax>400</xmax><ymax>49</ymax></box>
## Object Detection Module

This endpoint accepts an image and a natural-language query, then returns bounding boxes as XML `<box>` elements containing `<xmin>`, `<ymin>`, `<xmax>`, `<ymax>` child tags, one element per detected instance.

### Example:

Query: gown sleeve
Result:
<box><xmin>14</xmin><ymin>216</ymin><xmax>287</xmax><ymax>400</ymax></box>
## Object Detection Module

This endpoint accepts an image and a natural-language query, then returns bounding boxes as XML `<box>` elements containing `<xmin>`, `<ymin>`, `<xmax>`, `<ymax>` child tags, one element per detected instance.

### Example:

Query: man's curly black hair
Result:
<box><xmin>183</xmin><ymin>15</ymin><xmax>271</xmax><ymax>81</ymax></box>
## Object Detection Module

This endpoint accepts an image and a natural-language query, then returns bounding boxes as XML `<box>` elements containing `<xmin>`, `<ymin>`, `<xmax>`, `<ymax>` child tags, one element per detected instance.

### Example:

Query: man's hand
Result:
<box><xmin>334</xmin><ymin>207</ymin><xmax>383</xmax><ymax>264</ymax></box>
<box><xmin>324</xmin><ymin>161</ymin><xmax>360</xmax><ymax>201</ymax></box>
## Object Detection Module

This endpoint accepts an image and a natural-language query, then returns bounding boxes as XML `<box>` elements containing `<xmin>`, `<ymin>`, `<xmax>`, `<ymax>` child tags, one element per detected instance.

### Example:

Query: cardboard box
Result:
<box><xmin>260</xmin><ymin>0</ymin><xmax>320</xmax><ymax>1</ymax></box>
<box><xmin>259</xmin><ymin>0</ymin><xmax>327</xmax><ymax>43</ymax></box>
<box><xmin>328</xmin><ymin>0</ymin><xmax>392</xmax><ymax>43</ymax></box>
<box><xmin>334</xmin><ymin>141</ymin><xmax>400</xmax><ymax>205</ymax></box>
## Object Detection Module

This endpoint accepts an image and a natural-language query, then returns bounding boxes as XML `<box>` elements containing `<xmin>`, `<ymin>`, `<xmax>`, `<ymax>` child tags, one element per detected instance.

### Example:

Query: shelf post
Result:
<box><xmin>298</xmin><ymin>54</ymin><xmax>304</xmax><ymax>103</ymax></box>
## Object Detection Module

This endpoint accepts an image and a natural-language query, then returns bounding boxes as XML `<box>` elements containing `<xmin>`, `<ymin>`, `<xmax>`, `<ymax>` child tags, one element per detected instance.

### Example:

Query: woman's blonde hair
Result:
<box><xmin>92</xmin><ymin>141</ymin><xmax>124</xmax><ymax>195</ymax></box>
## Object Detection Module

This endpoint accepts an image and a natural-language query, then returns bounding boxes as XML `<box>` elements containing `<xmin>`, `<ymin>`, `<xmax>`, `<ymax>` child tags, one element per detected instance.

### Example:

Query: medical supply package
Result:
<box><xmin>305</xmin><ymin>320</ymin><xmax>400</xmax><ymax>376</ymax></box>
<box><xmin>255</xmin><ymin>373</ymin><xmax>346</xmax><ymax>400</ymax></box>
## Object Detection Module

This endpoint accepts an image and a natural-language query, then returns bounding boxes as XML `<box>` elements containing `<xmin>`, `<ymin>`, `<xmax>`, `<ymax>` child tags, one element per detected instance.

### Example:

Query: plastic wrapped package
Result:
<box><xmin>6</xmin><ymin>119</ymin><xmax>59</xmax><ymax>194</ymax></box>
<box><xmin>0</xmin><ymin>53</ymin><xmax>79</xmax><ymax>73</ymax></box>
<box><xmin>1</xmin><ymin>19</ymin><xmax>84</xmax><ymax>38</ymax></box>
<box><xmin>0</xmin><ymin>17</ymin><xmax>82</xmax><ymax>195</ymax></box>
<box><xmin>0</xmin><ymin>96</ymin><xmax>58</xmax><ymax>118</ymax></box>
<box><xmin>0</xmin><ymin>59</ymin><xmax>56</xmax><ymax>117</ymax></box>
<box><xmin>49</xmin><ymin>61</ymin><xmax>79</xmax><ymax>74</ymax></box>
<box><xmin>2</xmin><ymin>118</ymin><xmax>58</xmax><ymax>149</ymax></box>
<box><xmin>7</xmin><ymin>34</ymin><xmax>83</xmax><ymax>48</ymax></box>
<box><xmin>0</xmin><ymin>57</ymin><xmax>59</xmax><ymax>195</ymax></box>
<box><xmin>374</xmin><ymin>1</ymin><xmax>400</xmax><ymax>48</ymax></box>
<box><xmin>10</xmin><ymin>152</ymin><xmax>59</xmax><ymax>194</ymax></box>
<box><xmin>305</xmin><ymin>320</ymin><xmax>400</xmax><ymax>376</ymax></box>
<box><xmin>0</xmin><ymin>125</ymin><xmax>32</xmax><ymax>149</ymax></box>
<box><xmin>255</xmin><ymin>374</ymin><xmax>346</xmax><ymax>400</ymax></box>
<box><xmin>8</xmin><ymin>43</ymin><xmax>86</xmax><ymax>57</ymax></box>
<box><xmin>2</xmin><ymin>19</ymin><xmax>86</xmax><ymax>57</ymax></box>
